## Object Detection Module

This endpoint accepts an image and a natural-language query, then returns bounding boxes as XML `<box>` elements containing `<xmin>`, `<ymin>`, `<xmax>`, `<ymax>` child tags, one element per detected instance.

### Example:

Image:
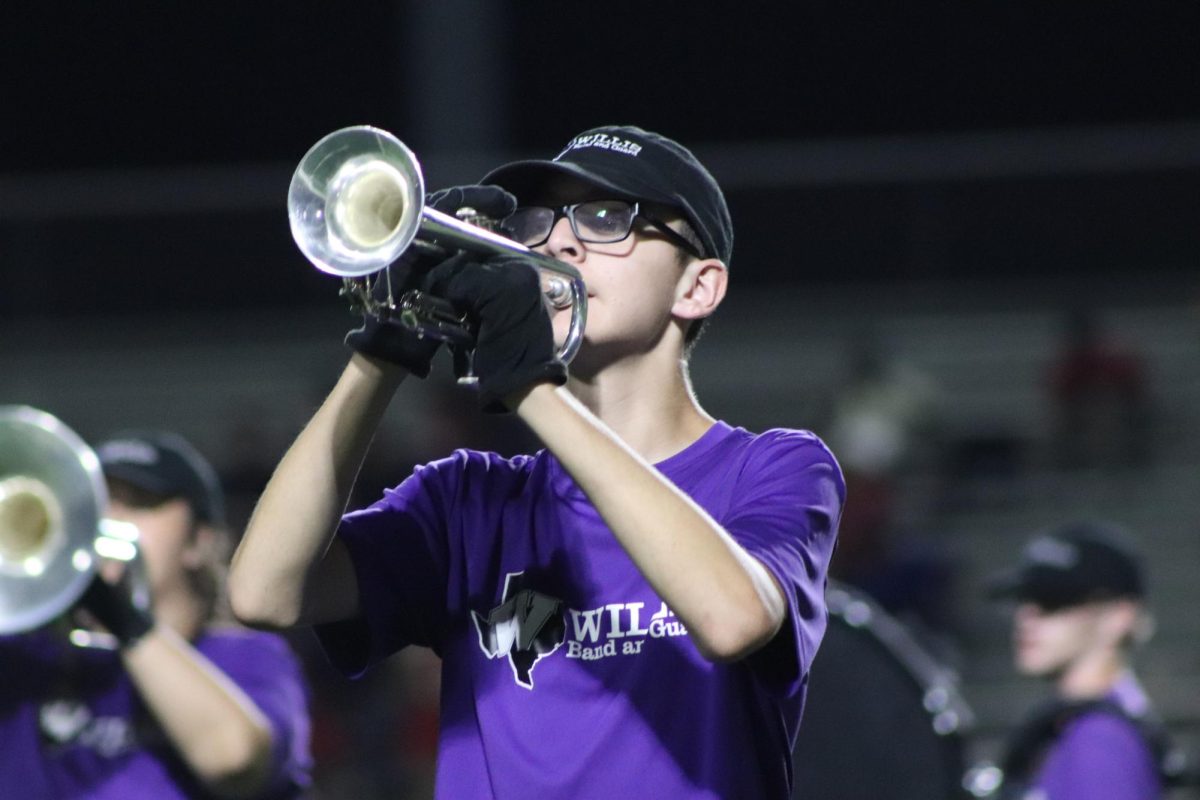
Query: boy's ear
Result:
<box><xmin>1100</xmin><ymin>599</ymin><xmax>1143</xmax><ymax>647</ymax></box>
<box><xmin>673</xmin><ymin>259</ymin><xmax>727</xmax><ymax>323</ymax></box>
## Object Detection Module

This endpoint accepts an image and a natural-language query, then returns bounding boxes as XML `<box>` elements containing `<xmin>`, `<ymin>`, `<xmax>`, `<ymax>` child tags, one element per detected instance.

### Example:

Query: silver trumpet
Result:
<box><xmin>287</xmin><ymin>126</ymin><xmax>588</xmax><ymax>373</ymax></box>
<box><xmin>0</xmin><ymin>406</ymin><xmax>146</xmax><ymax>641</ymax></box>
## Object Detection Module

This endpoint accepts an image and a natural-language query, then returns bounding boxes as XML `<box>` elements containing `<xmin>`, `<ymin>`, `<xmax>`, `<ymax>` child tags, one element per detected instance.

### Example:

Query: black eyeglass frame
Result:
<box><xmin>504</xmin><ymin>201</ymin><xmax>704</xmax><ymax>260</ymax></box>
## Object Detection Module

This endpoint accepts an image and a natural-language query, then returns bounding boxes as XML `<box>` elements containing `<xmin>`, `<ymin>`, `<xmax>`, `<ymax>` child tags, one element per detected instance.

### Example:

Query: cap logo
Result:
<box><xmin>1026</xmin><ymin>537</ymin><xmax>1079</xmax><ymax>570</ymax></box>
<box><xmin>556</xmin><ymin>133</ymin><xmax>643</xmax><ymax>160</ymax></box>
<box><xmin>97</xmin><ymin>440</ymin><xmax>159</xmax><ymax>467</ymax></box>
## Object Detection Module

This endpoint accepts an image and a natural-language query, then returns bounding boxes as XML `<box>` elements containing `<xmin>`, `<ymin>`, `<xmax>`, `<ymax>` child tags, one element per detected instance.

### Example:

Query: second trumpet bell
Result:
<box><xmin>0</xmin><ymin>407</ymin><xmax>105</xmax><ymax>634</ymax></box>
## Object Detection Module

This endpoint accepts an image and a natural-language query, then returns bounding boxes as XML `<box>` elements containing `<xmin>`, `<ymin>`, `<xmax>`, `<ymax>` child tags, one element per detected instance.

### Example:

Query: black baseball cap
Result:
<box><xmin>96</xmin><ymin>431</ymin><xmax>226</xmax><ymax>528</ymax></box>
<box><xmin>987</xmin><ymin>521</ymin><xmax>1145</xmax><ymax>611</ymax></box>
<box><xmin>481</xmin><ymin>125</ymin><xmax>733</xmax><ymax>266</ymax></box>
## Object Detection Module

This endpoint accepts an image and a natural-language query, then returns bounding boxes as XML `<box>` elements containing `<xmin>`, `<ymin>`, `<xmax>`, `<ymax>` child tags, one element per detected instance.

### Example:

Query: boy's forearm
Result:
<box><xmin>229</xmin><ymin>354</ymin><xmax>406</xmax><ymax>628</ymax></box>
<box><xmin>121</xmin><ymin>626</ymin><xmax>275</xmax><ymax>797</ymax></box>
<box><xmin>513</xmin><ymin>383</ymin><xmax>785</xmax><ymax>661</ymax></box>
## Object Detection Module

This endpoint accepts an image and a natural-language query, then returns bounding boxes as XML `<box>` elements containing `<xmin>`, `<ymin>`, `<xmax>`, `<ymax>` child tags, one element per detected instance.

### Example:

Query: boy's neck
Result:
<box><xmin>1056</xmin><ymin>651</ymin><xmax>1128</xmax><ymax>700</ymax></box>
<box><xmin>154</xmin><ymin>585</ymin><xmax>208</xmax><ymax>642</ymax></box>
<box><xmin>569</xmin><ymin>352</ymin><xmax>714</xmax><ymax>463</ymax></box>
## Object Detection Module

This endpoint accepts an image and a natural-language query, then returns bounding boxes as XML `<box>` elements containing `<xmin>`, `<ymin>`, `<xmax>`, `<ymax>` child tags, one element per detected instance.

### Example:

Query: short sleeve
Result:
<box><xmin>200</xmin><ymin>630</ymin><xmax>313</xmax><ymax>798</ymax></box>
<box><xmin>312</xmin><ymin>457</ymin><xmax>457</xmax><ymax>677</ymax></box>
<box><xmin>723</xmin><ymin>430</ymin><xmax>844</xmax><ymax>693</ymax></box>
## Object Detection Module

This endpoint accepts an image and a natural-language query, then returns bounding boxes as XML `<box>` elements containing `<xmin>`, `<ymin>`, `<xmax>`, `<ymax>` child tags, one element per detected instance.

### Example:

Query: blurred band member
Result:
<box><xmin>0</xmin><ymin>431</ymin><xmax>312</xmax><ymax>799</ymax></box>
<box><xmin>981</xmin><ymin>521</ymin><xmax>1173</xmax><ymax>800</ymax></box>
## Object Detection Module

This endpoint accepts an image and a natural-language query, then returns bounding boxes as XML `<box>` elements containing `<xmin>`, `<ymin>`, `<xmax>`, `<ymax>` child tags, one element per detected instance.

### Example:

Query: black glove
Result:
<box><xmin>424</xmin><ymin>252</ymin><xmax>567</xmax><ymax>413</ymax></box>
<box><xmin>78</xmin><ymin>573</ymin><xmax>155</xmax><ymax>648</ymax></box>
<box><xmin>344</xmin><ymin>308</ymin><xmax>443</xmax><ymax>377</ymax></box>
<box><xmin>344</xmin><ymin>185</ymin><xmax>518</xmax><ymax>376</ymax></box>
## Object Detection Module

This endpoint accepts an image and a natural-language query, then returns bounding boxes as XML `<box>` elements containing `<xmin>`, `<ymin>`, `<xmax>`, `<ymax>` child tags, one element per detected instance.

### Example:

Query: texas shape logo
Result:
<box><xmin>472</xmin><ymin>571</ymin><xmax>566</xmax><ymax>689</ymax></box>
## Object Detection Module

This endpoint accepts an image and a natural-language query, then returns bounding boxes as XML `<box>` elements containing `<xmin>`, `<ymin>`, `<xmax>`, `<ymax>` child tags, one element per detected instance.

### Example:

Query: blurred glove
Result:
<box><xmin>344</xmin><ymin>185</ymin><xmax>519</xmax><ymax>376</ymax></box>
<box><xmin>78</xmin><ymin>573</ymin><xmax>154</xmax><ymax>648</ymax></box>
<box><xmin>424</xmin><ymin>252</ymin><xmax>566</xmax><ymax>413</ymax></box>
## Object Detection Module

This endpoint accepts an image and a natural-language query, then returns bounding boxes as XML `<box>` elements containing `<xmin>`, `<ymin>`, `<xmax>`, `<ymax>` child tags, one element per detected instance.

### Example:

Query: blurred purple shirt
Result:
<box><xmin>1031</xmin><ymin>674</ymin><xmax>1161</xmax><ymax>800</ymax></box>
<box><xmin>0</xmin><ymin>626</ymin><xmax>312</xmax><ymax>799</ymax></box>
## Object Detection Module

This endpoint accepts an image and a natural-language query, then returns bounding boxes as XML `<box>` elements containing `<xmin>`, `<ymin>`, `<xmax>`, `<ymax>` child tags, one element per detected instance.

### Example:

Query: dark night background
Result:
<box><xmin>7</xmin><ymin>5</ymin><xmax>1200</xmax><ymax>165</ymax></box>
<box><xmin>3</xmin><ymin>3</ymin><xmax>1200</xmax><ymax>316</ymax></box>
<box><xmin>3</xmin><ymin>5</ymin><xmax>1200</xmax><ymax>799</ymax></box>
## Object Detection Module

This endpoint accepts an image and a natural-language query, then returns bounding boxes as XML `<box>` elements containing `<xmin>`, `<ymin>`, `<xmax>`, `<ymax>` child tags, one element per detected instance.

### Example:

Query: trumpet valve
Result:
<box><xmin>453</xmin><ymin>206</ymin><xmax>498</xmax><ymax>232</ymax></box>
<box><xmin>543</xmin><ymin>276</ymin><xmax>573</xmax><ymax>310</ymax></box>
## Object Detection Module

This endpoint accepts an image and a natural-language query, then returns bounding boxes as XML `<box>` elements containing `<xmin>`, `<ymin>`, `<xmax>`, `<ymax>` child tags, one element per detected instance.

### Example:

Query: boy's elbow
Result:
<box><xmin>227</xmin><ymin>573</ymin><xmax>298</xmax><ymax>631</ymax></box>
<box><xmin>693</xmin><ymin>604</ymin><xmax>785</xmax><ymax>663</ymax></box>
<box><xmin>199</xmin><ymin>723</ymin><xmax>277</xmax><ymax>799</ymax></box>
<box><xmin>230</xmin><ymin>539</ymin><xmax>358</xmax><ymax>630</ymax></box>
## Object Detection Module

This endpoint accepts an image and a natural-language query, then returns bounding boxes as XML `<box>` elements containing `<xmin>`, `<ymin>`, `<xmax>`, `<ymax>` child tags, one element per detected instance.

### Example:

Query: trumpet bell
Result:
<box><xmin>0</xmin><ymin>407</ymin><xmax>107</xmax><ymax>634</ymax></box>
<box><xmin>288</xmin><ymin>126</ymin><xmax>426</xmax><ymax>278</ymax></box>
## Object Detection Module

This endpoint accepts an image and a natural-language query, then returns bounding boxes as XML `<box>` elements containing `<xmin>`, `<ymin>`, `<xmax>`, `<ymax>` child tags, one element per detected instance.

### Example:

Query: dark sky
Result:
<box><xmin>5</xmin><ymin>3</ymin><xmax>1199</xmax><ymax>172</ymax></box>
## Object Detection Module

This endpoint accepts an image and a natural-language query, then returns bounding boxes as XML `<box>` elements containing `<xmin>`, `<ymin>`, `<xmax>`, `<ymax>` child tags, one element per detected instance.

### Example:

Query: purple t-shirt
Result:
<box><xmin>0</xmin><ymin>626</ymin><xmax>312</xmax><ymax>799</ymax></box>
<box><xmin>1029</xmin><ymin>675</ymin><xmax>1162</xmax><ymax>800</ymax></box>
<box><xmin>316</xmin><ymin>421</ymin><xmax>844</xmax><ymax>799</ymax></box>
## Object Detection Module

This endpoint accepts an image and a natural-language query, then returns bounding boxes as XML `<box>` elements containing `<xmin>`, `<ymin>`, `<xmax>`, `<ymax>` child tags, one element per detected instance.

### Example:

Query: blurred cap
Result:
<box><xmin>987</xmin><ymin>521</ymin><xmax>1145</xmax><ymax>610</ymax></box>
<box><xmin>96</xmin><ymin>431</ymin><xmax>226</xmax><ymax>528</ymax></box>
<box><xmin>481</xmin><ymin>124</ymin><xmax>733</xmax><ymax>266</ymax></box>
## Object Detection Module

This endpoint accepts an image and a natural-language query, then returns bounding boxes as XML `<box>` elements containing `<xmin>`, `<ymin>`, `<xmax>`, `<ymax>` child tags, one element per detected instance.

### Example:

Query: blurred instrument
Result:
<box><xmin>792</xmin><ymin>582</ymin><xmax>976</xmax><ymax>800</ymax></box>
<box><xmin>287</xmin><ymin>126</ymin><xmax>588</xmax><ymax>372</ymax></box>
<box><xmin>0</xmin><ymin>406</ymin><xmax>144</xmax><ymax>637</ymax></box>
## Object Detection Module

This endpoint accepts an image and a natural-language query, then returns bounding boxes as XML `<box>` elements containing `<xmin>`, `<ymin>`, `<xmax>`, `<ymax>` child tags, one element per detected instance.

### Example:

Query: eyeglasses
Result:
<box><xmin>499</xmin><ymin>200</ymin><xmax>703</xmax><ymax>259</ymax></box>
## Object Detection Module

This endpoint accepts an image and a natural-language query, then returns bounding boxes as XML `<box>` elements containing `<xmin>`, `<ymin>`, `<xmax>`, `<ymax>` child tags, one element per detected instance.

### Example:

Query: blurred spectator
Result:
<box><xmin>825</xmin><ymin>333</ymin><xmax>941</xmax><ymax>481</ymax></box>
<box><xmin>1047</xmin><ymin>309</ymin><xmax>1150</xmax><ymax>470</ymax></box>
<box><xmin>823</xmin><ymin>333</ymin><xmax>955</xmax><ymax>638</ymax></box>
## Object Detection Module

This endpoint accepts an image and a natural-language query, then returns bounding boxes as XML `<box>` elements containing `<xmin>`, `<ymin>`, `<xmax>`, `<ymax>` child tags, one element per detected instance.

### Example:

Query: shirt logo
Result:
<box><xmin>472</xmin><ymin>572</ymin><xmax>566</xmax><ymax>690</ymax></box>
<box><xmin>39</xmin><ymin>699</ymin><xmax>137</xmax><ymax>758</ymax></box>
<box><xmin>565</xmin><ymin>600</ymin><xmax>686</xmax><ymax>661</ymax></box>
<box><xmin>473</xmin><ymin>571</ymin><xmax>692</xmax><ymax>689</ymax></box>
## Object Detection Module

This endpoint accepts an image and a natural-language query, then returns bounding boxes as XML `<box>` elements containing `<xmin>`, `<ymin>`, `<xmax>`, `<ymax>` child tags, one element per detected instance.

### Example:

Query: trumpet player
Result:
<box><xmin>230</xmin><ymin>124</ymin><xmax>843</xmax><ymax>798</ymax></box>
<box><xmin>0</xmin><ymin>432</ymin><xmax>312</xmax><ymax>799</ymax></box>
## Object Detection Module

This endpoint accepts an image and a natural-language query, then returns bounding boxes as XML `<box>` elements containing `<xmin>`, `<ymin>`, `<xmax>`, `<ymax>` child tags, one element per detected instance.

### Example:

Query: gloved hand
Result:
<box><xmin>424</xmin><ymin>252</ymin><xmax>567</xmax><ymax>413</ymax></box>
<box><xmin>78</xmin><ymin>573</ymin><xmax>155</xmax><ymax>648</ymax></box>
<box><xmin>344</xmin><ymin>272</ymin><xmax>444</xmax><ymax>376</ymax></box>
<box><xmin>344</xmin><ymin>324</ymin><xmax>441</xmax><ymax>377</ymax></box>
<box><xmin>344</xmin><ymin>185</ymin><xmax>518</xmax><ymax>377</ymax></box>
